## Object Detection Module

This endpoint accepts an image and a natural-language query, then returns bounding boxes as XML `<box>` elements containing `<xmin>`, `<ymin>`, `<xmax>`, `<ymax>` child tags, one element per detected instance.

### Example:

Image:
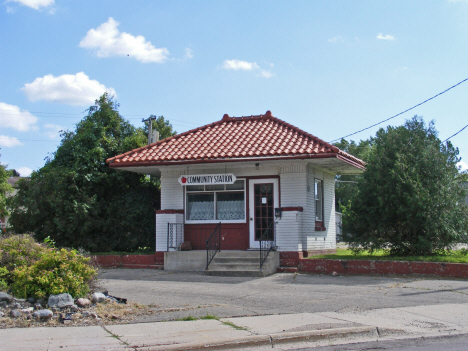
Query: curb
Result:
<box><xmin>133</xmin><ymin>326</ymin><xmax>378</xmax><ymax>350</ymax></box>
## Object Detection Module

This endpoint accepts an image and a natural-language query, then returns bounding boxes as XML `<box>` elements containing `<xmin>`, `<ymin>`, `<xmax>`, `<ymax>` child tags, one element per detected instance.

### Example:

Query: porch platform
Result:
<box><xmin>164</xmin><ymin>250</ymin><xmax>280</xmax><ymax>277</ymax></box>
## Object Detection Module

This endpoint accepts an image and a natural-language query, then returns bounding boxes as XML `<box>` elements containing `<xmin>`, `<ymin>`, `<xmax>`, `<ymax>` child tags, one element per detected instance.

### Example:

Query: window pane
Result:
<box><xmin>216</xmin><ymin>192</ymin><xmax>245</xmax><ymax>220</ymax></box>
<box><xmin>186</xmin><ymin>193</ymin><xmax>214</xmax><ymax>220</ymax></box>
<box><xmin>315</xmin><ymin>180</ymin><xmax>323</xmax><ymax>221</ymax></box>
<box><xmin>186</xmin><ymin>185</ymin><xmax>204</xmax><ymax>192</ymax></box>
<box><xmin>226</xmin><ymin>180</ymin><xmax>244</xmax><ymax>190</ymax></box>
<box><xmin>206</xmin><ymin>184</ymin><xmax>225</xmax><ymax>191</ymax></box>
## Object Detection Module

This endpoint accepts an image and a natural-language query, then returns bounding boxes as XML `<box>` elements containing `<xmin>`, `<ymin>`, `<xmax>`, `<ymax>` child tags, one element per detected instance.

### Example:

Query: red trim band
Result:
<box><xmin>280</xmin><ymin>207</ymin><xmax>303</xmax><ymax>212</ymax></box>
<box><xmin>156</xmin><ymin>209</ymin><xmax>184</xmax><ymax>214</ymax></box>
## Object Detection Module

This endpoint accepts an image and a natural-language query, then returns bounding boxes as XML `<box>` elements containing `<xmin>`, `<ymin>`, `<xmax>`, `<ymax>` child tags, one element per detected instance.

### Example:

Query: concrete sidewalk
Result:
<box><xmin>3</xmin><ymin>303</ymin><xmax>468</xmax><ymax>350</ymax></box>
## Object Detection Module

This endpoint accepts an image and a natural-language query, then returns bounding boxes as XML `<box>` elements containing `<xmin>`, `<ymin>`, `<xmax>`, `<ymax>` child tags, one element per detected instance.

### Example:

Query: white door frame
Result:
<box><xmin>248</xmin><ymin>178</ymin><xmax>279</xmax><ymax>249</ymax></box>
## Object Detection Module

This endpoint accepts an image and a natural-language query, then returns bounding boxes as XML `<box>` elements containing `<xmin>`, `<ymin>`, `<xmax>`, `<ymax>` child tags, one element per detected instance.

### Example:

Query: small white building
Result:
<box><xmin>107</xmin><ymin>111</ymin><xmax>364</xmax><ymax>273</ymax></box>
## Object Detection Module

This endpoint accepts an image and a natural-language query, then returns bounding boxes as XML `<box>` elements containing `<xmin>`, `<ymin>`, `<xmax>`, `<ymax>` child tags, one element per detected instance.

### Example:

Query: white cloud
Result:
<box><xmin>377</xmin><ymin>33</ymin><xmax>395</xmax><ymax>41</ymax></box>
<box><xmin>8</xmin><ymin>0</ymin><xmax>53</xmax><ymax>10</ymax></box>
<box><xmin>223</xmin><ymin>59</ymin><xmax>260</xmax><ymax>71</ymax></box>
<box><xmin>0</xmin><ymin>102</ymin><xmax>38</xmax><ymax>131</ymax></box>
<box><xmin>328</xmin><ymin>36</ymin><xmax>344</xmax><ymax>43</ymax></box>
<box><xmin>16</xmin><ymin>166</ymin><xmax>33</xmax><ymax>176</ymax></box>
<box><xmin>458</xmin><ymin>161</ymin><xmax>468</xmax><ymax>172</ymax></box>
<box><xmin>43</xmin><ymin>123</ymin><xmax>63</xmax><ymax>139</ymax></box>
<box><xmin>184</xmin><ymin>48</ymin><xmax>193</xmax><ymax>60</ymax></box>
<box><xmin>260</xmin><ymin>70</ymin><xmax>273</xmax><ymax>78</ymax></box>
<box><xmin>79</xmin><ymin>17</ymin><xmax>169</xmax><ymax>63</ymax></box>
<box><xmin>22</xmin><ymin>72</ymin><xmax>116</xmax><ymax>106</ymax></box>
<box><xmin>222</xmin><ymin>59</ymin><xmax>273</xmax><ymax>78</ymax></box>
<box><xmin>0</xmin><ymin>136</ymin><xmax>22</xmax><ymax>147</ymax></box>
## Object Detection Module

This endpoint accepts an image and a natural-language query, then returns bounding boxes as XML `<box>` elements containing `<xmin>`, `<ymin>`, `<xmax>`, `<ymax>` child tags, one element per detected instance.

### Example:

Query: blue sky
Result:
<box><xmin>1</xmin><ymin>0</ymin><xmax>468</xmax><ymax>176</ymax></box>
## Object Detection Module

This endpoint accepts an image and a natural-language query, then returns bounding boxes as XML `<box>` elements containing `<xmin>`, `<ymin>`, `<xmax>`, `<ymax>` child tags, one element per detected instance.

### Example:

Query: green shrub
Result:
<box><xmin>11</xmin><ymin>248</ymin><xmax>97</xmax><ymax>299</ymax></box>
<box><xmin>0</xmin><ymin>266</ymin><xmax>8</xmax><ymax>291</ymax></box>
<box><xmin>0</xmin><ymin>234</ymin><xmax>51</xmax><ymax>284</ymax></box>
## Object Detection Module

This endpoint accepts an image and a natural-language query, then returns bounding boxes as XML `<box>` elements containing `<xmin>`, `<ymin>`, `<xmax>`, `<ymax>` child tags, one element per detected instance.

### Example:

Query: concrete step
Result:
<box><xmin>215</xmin><ymin>251</ymin><xmax>262</xmax><ymax>258</ymax></box>
<box><xmin>205</xmin><ymin>251</ymin><xmax>279</xmax><ymax>277</ymax></box>
<box><xmin>204</xmin><ymin>269</ymin><xmax>268</xmax><ymax>277</ymax></box>
<box><xmin>214</xmin><ymin>257</ymin><xmax>261</xmax><ymax>264</ymax></box>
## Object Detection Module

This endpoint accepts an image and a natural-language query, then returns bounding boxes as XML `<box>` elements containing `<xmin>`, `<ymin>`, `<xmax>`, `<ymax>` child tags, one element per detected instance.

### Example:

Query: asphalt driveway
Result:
<box><xmin>97</xmin><ymin>269</ymin><xmax>468</xmax><ymax>323</ymax></box>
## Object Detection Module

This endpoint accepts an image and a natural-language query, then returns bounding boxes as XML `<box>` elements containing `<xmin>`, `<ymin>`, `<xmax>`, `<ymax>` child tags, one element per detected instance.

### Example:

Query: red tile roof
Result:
<box><xmin>107</xmin><ymin>111</ymin><xmax>365</xmax><ymax>169</ymax></box>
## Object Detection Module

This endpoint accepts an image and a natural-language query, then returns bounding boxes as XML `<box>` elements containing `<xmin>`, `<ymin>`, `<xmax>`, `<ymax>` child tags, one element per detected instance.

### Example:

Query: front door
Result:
<box><xmin>248</xmin><ymin>179</ymin><xmax>279</xmax><ymax>249</ymax></box>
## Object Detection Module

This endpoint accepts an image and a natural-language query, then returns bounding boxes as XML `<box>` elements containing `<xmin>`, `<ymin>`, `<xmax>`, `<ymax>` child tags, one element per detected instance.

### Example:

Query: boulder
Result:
<box><xmin>76</xmin><ymin>298</ymin><xmax>91</xmax><ymax>307</ymax></box>
<box><xmin>27</xmin><ymin>297</ymin><xmax>36</xmax><ymax>304</ymax></box>
<box><xmin>179</xmin><ymin>241</ymin><xmax>192</xmax><ymax>251</ymax></box>
<box><xmin>32</xmin><ymin>309</ymin><xmax>53</xmax><ymax>321</ymax></box>
<box><xmin>10</xmin><ymin>310</ymin><xmax>21</xmax><ymax>318</ymax></box>
<box><xmin>91</xmin><ymin>292</ymin><xmax>107</xmax><ymax>304</ymax></box>
<box><xmin>48</xmin><ymin>293</ymin><xmax>74</xmax><ymax>309</ymax></box>
<box><xmin>81</xmin><ymin>311</ymin><xmax>90</xmax><ymax>318</ymax></box>
<box><xmin>36</xmin><ymin>298</ymin><xmax>46</xmax><ymax>306</ymax></box>
<box><xmin>0</xmin><ymin>292</ymin><xmax>13</xmax><ymax>304</ymax></box>
<box><xmin>21</xmin><ymin>307</ymin><xmax>34</xmax><ymax>314</ymax></box>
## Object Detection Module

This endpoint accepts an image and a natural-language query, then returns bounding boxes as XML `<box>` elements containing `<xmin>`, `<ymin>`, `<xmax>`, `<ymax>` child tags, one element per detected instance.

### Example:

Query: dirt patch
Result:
<box><xmin>0</xmin><ymin>300</ymin><xmax>155</xmax><ymax>329</ymax></box>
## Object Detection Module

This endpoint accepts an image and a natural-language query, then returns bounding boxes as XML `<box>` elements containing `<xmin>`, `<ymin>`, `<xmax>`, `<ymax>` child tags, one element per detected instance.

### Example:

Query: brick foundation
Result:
<box><xmin>91</xmin><ymin>253</ymin><xmax>164</xmax><ymax>269</ymax></box>
<box><xmin>297</xmin><ymin>259</ymin><xmax>468</xmax><ymax>278</ymax></box>
<box><xmin>306</xmin><ymin>249</ymin><xmax>337</xmax><ymax>256</ymax></box>
<box><xmin>279</xmin><ymin>252</ymin><xmax>304</xmax><ymax>267</ymax></box>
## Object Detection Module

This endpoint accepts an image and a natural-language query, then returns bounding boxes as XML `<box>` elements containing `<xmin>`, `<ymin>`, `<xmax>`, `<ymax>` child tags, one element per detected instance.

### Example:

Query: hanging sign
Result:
<box><xmin>178</xmin><ymin>173</ymin><xmax>237</xmax><ymax>186</ymax></box>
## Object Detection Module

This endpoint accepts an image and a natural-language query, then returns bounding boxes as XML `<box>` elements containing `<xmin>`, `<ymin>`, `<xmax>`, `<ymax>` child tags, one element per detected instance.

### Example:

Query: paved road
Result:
<box><xmin>292</xmin><ymin>333</ymin><xmax>468</xmax><ymax>351</ymax></box>
<box><xmin>97</xmin><ymin>269</ymin><xmax>468</xmax><ymax>322</ymax></box>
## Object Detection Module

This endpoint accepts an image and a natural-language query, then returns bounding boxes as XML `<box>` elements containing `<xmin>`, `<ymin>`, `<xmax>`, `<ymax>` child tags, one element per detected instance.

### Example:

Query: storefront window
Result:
<box><xmin>186</xmin><ymin>179</ymin><xmax>245</xmax><ymax>222</ymax></box>
<box><xmin>186</xmin><ymin>193</ymin><xmax>214</xmax><ymax>220</ymax></box>
<box><xmin>217</xmin><ymin>192</ymin><xmax>245</xmax><ymax>220</ymax></box>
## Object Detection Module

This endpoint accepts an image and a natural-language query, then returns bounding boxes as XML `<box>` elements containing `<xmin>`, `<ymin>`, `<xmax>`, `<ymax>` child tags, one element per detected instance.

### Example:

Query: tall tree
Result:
<box><xmin>9</xmin><ymin>94</ymin><xmax>166</xmax><ymax>252</ymax></box>
<box><xmin>0</xmin><ymin>151</ymin><xmax>13</xmax><ymax>218</ymax></box>
<box><xmin>333</xmin><ymin>138</ymin><xmax>372</xmax><ymax>211</ymax></box>
<box><xmin>343</xmin><ymin>116</ymin><xmax>468</xmax><ymax>255</ymax></box>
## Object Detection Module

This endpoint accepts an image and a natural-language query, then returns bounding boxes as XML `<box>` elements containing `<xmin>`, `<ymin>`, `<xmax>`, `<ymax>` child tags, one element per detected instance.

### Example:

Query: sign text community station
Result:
<box><xmin>178</xmin><ymin>174</ymin><xmax>237</xmax><ymax>186</ymax></box>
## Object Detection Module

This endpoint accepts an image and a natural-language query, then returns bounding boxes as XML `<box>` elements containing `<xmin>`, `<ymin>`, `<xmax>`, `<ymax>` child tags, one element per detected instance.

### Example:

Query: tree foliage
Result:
<box><xmin>343</xmin><ymin>116</ymin><xmax>468</xmax><ymax>255</ymax></box>
<box><xmin>0</xmin><ymin>152</ymin><xmax>13</xmax><ymax>218</ymax></box>
<box><xmin>333</xmin><ymin>139</ymin><xmax>372</xmax><ymax>211</ymax></box>
<box><xmin>9</xmin><ymin>94</ymin><xmax>171</xmax><ymax>252</ymax></box>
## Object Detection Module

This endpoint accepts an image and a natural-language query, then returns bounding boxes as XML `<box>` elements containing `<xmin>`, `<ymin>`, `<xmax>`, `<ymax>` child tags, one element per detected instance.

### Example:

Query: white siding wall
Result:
<box><xmin>155</xmin><ymin>213</ymin><xmax>184</xmax><ymax>252</ymax></box>
<box><xmin>161</xmin><ymin>177</ymin><xmax>184</xmax><ymax>210</ymax></box>
<box><xmin>276</xmin><ymin>164</ymin><xmax>307</xmax><ymax>252</ymax></box>
<box><xmin>306</xmin><ymin>170</ymin><xmax>337</xmax><ymax>251</ymax></box>
<box><xmin>276</xmin><ymin>212</ymin><xmax>302</xmax><ymax>251</ymax></box>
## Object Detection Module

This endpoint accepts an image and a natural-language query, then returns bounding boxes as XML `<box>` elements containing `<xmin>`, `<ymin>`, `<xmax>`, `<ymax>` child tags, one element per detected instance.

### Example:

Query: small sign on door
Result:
<box><xmin>262</xmin><ymin>197</ymin><xmax>267</xmax><ymax>204</ymax></box>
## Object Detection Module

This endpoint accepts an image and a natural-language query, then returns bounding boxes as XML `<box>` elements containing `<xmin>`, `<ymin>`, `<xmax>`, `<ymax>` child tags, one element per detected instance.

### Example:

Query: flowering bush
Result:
<box><xmin>11</xmin><ymin>248</ymin><xmax>96</xmax><ymax>299</ymax></box>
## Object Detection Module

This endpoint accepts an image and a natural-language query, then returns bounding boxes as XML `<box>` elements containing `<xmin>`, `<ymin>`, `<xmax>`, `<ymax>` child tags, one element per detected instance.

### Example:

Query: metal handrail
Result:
<box><xmin>205</xmin><ymin>222</ymin><xmax>221</xmax><ymax>270</ymax></box>
<box><xmin>259</xmin><ymin>221</ymin><xmax>276</xmax><ymax>269</ymax></box>
<box><xmin>167</xmin><ymin>223</ymin><xmax>184</xmax><ymax>251</ymax></box>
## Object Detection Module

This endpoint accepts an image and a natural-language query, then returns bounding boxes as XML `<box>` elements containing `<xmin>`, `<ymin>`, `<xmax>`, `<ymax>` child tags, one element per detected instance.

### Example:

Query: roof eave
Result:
<box><xmin>108</xmin><ymin>153</ymin><xmax>365</xmax><ymax>170</ymax></box>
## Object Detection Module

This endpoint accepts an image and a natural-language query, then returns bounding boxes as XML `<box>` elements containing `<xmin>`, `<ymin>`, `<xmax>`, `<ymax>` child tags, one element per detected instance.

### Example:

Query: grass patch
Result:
<box><xmin>176</xmin><ymin>315</ymin><xmax>198</xmax><ymax>321</ymax></box>
<box><xmin>309</xmin><ymin>248</ymin><xmax>468</xmax><ymax>263</ymax></box>
<box><xmin>200</xmin><ymin>314</ymin><xmax>218</xmax><ymax>320</ymax></box>
<box><xmin>221</xmin><ymin>320</ymin><xmax>249</xmax><ymax>331</ymax></box>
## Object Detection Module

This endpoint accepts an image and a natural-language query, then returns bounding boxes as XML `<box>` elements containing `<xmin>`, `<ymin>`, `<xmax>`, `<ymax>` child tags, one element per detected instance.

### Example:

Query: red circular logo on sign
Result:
<box><xmin>181</xmin><ymin>177</ymin><xmax>187</xmax><ymax>184</ymax></box>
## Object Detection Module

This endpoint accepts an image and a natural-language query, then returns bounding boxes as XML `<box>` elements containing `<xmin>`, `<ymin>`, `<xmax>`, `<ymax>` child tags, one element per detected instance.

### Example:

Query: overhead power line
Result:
<box><xmin>329</xmin><ymin>77</ymin><xmax>468</xmax><ymax>143</ymax></box>
<box><xmin>443</xmin><ymin>124</ymin><xmax>468</xmax><ymax>142</ymax></box>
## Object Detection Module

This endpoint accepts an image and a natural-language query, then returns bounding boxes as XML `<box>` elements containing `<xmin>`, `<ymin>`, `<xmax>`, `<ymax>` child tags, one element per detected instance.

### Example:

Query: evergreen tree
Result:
<box><xmin>343</xmin><ymin>116</ymin><xmax>468</xmax><ymax>255</ymax></box>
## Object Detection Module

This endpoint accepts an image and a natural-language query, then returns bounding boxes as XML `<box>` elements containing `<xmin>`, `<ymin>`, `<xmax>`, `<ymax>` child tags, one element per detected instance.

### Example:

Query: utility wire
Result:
<box><xmin>329</xmin><ymin>77</ymin><xmax>468</xmax><ymax>143</ymax></box>
<box><xmin>443</xmin><ymin>124</ymin><xmax>468</xmax><ymax>142</ymax></box>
